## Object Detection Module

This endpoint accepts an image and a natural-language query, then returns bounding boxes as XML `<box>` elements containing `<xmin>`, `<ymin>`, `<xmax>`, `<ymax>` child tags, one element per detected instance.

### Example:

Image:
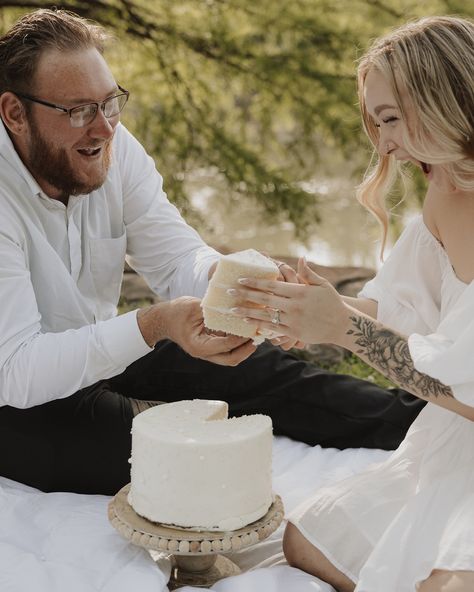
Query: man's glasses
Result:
<box><xmin>13</xmin><ymin>85</ymin><xmax>130</xmax><ymax>128</ymax></box>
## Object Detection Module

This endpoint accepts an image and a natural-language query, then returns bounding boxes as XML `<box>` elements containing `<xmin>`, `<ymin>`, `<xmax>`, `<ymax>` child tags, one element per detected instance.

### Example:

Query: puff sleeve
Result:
<box><xmin>358</xmin><ymin>217</ymin><xmax>443</xmax><ymax>335</ymax></box>
<box><xmin>408</xmin><ymin>281</ymin><xmax>474</xmax><ymax>406</ymax></box>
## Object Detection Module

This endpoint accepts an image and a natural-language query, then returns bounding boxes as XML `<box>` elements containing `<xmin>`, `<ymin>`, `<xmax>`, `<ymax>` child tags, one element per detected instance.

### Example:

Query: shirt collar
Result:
<box><xmin>0</xmin><ymin>118</ymin><xmax>50</xmax><ymax>200</ymax></box>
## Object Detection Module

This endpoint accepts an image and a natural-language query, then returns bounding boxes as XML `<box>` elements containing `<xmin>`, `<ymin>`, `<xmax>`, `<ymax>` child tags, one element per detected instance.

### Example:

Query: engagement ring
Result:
<box><xmin>270</xmin><ymin>308</ymin><xmax>281</xmax><ymax>325</ymax></box>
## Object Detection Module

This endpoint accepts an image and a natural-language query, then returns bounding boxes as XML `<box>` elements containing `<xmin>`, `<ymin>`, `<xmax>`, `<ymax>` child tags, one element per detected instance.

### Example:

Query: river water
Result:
<box><xmin>189</xmin><ymin>172</ymin><xmax>385</xmax><ymax>271</ymax></box>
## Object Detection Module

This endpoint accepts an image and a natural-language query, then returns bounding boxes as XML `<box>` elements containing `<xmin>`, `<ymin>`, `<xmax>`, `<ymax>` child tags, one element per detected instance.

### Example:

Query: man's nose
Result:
<box><xmin>87</xmin><ymin>107</ymin><xmax>116</xmax><ymax>139</ymax></box>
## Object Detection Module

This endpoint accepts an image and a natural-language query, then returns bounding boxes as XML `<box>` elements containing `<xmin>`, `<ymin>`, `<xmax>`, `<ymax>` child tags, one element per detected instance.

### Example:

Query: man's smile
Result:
<box><xmin>77</xmin><ymin>146</ymin><xmax>102</xmax><ymax>157</ymax></box>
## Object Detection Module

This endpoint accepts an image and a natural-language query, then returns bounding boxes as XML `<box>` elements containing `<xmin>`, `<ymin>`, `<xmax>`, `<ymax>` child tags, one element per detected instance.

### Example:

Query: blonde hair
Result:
<box><xmin>356</xmin><ymin>16</ymin><xmax>474</xmax><ymax>253</ymax></box>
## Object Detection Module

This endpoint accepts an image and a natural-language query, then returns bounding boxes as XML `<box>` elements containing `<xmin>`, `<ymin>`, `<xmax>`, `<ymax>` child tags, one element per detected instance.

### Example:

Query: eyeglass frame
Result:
<box><xmin>11</xmin><ymin>84</ymin><xmax>130</xmax><ymax>128</ymax></box>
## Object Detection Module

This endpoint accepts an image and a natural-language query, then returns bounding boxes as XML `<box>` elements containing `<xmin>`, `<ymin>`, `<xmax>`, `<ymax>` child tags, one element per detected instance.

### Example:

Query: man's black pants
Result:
<box><xmin>0</xmin><ymin>341</ymin><xmax>425</xmax><ymax>495</ymax></box>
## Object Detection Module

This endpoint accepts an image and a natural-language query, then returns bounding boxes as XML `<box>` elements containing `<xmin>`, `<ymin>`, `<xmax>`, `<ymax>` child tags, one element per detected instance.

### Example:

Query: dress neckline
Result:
<box><xmin>418</xmin><ymin>215</ymin><xmax>470</xmax><ymax>287</ymax></box>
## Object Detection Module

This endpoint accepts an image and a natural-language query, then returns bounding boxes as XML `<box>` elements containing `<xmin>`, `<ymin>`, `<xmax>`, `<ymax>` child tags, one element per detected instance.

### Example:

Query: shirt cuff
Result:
<box><xmin>96</xmin><ymin>310</ymin><xmax>153</xmax><ymax>369</ymax></box>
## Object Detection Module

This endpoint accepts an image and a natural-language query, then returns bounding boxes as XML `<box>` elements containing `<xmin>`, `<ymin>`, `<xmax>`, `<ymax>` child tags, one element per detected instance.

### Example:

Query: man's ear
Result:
<box><xmin>0</xmin><ymin>91</ymin><xmax>28</xmax><ymax>136</ymax></box>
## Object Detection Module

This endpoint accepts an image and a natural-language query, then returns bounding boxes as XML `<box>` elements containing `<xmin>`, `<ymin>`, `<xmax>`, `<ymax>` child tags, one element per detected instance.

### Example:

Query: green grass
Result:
<box><xmin>322</xmin><ymin>354</ymin><xmax>394</xmax><ymax>389</ymax></box>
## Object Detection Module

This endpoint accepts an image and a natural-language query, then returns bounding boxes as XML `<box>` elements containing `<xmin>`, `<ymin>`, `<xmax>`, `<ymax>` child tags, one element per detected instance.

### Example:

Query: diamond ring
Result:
<box><xmin>270</xmin><ymin>308</ymin><xmax>281</xmax><ymax>325</ymax></box>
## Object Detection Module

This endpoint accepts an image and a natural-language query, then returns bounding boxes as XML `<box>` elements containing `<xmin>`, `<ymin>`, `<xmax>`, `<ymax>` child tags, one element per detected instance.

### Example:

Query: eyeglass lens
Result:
<box><xmin>69</xmin><ymin>93</ymin><xmax>128</xmax><ymax>128</ymax></box>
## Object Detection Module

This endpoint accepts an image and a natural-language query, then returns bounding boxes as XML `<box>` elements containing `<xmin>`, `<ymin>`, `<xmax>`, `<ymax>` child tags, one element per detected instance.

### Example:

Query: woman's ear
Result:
<box><xmin>0</xmin><ymin>91</ymin><xmax>28</xmax><ymax>136</ymax></box>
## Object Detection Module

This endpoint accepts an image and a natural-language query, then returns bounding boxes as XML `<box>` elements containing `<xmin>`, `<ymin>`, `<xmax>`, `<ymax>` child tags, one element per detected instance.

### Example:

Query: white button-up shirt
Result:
<box><xmin>0</xmin><ymin>120</ymin><xmax>220</xmax><ymax>408</ymax></box>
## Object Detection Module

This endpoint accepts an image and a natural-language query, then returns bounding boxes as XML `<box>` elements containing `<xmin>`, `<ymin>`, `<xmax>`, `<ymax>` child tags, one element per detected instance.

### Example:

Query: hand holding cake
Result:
<box><xmin>202</xmin><ymin>249</ymin><xmax>305</xmax><ymax>349</ymax></box>
<box><xmin>228</xmin><ymin>257</ymin><xmax>348</xmax><ymax>346</ymax></box>
<box><xmin>137</xmin><ymin>296</ymin><xmax>257</xmax><ymax>367</ymax></box>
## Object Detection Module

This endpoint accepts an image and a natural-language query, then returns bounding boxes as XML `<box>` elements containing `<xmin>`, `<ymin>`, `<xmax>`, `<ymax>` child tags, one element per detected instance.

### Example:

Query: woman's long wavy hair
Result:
<box><xmin>356</xmin><ymin>16</ymin><xmax>474</xmax><ymax>254</ymax></box>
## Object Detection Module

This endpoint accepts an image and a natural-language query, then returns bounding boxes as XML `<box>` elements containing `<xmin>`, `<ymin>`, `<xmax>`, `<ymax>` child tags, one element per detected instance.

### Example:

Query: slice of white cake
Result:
<box><xmin>128</xmin><ymin>399</ymin><xmax>273</xmax><ymax>531</ymax></box>
<box><xmin>201</xmin><ymin>249</ymin><xmax>280</xmax><ymax>343</ymax></box>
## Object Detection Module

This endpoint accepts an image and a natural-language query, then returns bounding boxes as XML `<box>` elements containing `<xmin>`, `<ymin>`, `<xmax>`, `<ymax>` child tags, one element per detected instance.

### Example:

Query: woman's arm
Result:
<box><xmin>230</xmin><ymin>258</ymin><xmax>474</xmax><ymax>421</ymax></box>
<box><xmin>342</xmin><ymin>296</ymin><xmax>378</xmax><ymax>318</ymax></box>
<box><xmin>339</xmin><ymin>307</ymin><xmax>474</xmax><ymax>420</ymax></box>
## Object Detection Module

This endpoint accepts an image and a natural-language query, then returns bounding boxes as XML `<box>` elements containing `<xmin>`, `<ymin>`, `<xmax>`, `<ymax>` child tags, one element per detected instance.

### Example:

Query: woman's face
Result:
<box><xmin>363</xmin><ymin>67</ymin><xmax>433</xmax><ymax>180</ymax></box>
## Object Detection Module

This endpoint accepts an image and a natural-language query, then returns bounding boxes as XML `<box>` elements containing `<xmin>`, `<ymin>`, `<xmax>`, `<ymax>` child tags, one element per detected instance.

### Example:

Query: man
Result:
<box><xmin>0</xmin><ymin>9</ymin><xmax>425</xmax><ymax>495</ymax></box>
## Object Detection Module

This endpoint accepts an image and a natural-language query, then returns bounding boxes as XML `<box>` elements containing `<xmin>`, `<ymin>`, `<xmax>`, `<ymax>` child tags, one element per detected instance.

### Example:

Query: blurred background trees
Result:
<box><xmin>0</xmin><ymin>0</ymin><xmax>472</xmax><ymax>247</ymax></box>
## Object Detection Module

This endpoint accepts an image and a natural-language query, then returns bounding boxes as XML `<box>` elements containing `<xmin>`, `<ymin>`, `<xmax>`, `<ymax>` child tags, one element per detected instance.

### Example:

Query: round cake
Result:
<box><xmin>128</xmin><ymin>399</ymin><xmax>273</xmax><ymax>531</ymax></box>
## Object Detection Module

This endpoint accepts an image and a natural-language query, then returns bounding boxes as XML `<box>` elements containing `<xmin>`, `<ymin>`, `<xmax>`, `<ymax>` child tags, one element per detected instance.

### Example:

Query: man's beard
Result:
<box><xmin>26</xmin><ymin>115</ymin><xmax>112</xmax><ymax>199</ymax></box>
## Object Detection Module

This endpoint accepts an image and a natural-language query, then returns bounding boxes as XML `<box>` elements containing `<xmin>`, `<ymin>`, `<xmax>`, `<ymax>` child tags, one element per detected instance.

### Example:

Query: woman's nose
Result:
<box><xmin>378</xmin><ymin>135</ymin><xmax>396</xmax><ymax>156</ymax></box>
<box><xmin>377</xmin><ymin>128</ymin><xmax>396</xmax><ymax>156</ymax></box>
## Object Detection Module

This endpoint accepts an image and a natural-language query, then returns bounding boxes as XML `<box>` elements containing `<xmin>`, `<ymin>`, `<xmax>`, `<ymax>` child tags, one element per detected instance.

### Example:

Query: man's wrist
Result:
<box><xmin>136</xmin><ymin>301</ymin><xmax>172</xmax><ymax>348</ymax></box>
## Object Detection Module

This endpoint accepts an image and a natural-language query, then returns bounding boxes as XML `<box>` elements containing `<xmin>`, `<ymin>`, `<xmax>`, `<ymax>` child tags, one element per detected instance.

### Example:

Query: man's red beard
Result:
<box><xmin>26</xmin><ymin>113</ymin><xmax>112</xmax><ymax>199</ymax></box>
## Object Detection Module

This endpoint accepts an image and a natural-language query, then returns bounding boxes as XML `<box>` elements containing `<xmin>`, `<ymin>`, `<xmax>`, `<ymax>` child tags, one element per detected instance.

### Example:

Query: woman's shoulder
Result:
<box><xmin>375</xmin><ymin>213</ymin><xmax>444</xmax><ymax>288</ymax></box>
<box><xmin>388</xmin><ymin>214</ymin><xmax>440</xmax><ymax>256</ymax></box>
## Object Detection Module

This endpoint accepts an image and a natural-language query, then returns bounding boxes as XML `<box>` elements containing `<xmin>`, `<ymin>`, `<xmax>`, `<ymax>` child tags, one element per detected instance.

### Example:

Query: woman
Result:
<box><xmin>229</xmin><ymin>16</ymin><xmax>474</xmax><ymax>592</ymax></box>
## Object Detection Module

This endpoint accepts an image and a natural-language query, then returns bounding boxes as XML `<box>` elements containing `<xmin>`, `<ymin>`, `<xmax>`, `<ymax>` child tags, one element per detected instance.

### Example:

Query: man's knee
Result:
<box><xmin>129</xmin><ymin>398</ymin><xmax>164</xmax><ymax>416</ymax></box>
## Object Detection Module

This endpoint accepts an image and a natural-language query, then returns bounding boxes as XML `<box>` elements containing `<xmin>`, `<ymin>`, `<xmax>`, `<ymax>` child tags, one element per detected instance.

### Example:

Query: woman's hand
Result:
<box><xmin>229</xmin><ymin>257</ymin><xmax>350</xmax><ymax>346</ymax></box>
<box><xmin>269</xmin><ymin>259</ymin><xmax>305</xmax><ymax>350</ymax></box>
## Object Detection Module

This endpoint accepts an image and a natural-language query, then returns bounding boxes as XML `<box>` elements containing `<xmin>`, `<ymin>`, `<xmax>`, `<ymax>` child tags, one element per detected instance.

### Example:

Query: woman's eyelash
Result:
<box><xmin>374</xmin><ymin>116</ymin><xmax>399</xmax><ymax>128</ymax></box>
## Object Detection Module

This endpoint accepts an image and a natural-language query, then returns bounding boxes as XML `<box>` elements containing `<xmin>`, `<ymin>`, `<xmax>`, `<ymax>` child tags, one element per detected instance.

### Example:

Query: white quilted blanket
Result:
<box><xmin>0</xmin><ymin>437</ymin><xmax>389</xmax><ymax>592</ymax></box>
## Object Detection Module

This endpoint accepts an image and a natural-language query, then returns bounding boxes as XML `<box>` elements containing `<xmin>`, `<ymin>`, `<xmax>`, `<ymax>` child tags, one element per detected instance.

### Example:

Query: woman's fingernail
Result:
<box><xmin>226</xmin><ymin>288</ymin><xmax>238</xmax><ymax>295</ymax></box>
<box><xmin>230</xmin><ymin>307</ymin><xmax>241</xmax><ymax>314</ymax></box>
<box><xmin>238</xmin><ymin>278</ymin><xmax>250</xmax><ymax>285</ymax></box>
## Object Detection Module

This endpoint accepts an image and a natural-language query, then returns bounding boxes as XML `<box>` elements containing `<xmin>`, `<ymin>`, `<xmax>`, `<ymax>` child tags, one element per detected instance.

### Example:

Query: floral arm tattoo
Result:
<box><xmin>348</xmin><ymin>315</ymin><xmax>453</xmax><ymax>400</ymax></box>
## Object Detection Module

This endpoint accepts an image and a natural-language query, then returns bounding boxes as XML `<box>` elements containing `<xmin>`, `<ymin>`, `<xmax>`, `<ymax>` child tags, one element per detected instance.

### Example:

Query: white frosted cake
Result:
<box><xmin>128</xmin><ymin>399</ymin><xmax>273</xmax><ymax>531</ymax></box>
<box><xmin>201</xmin><ymin>249</ymin><xmax>280</xmax><ymax>343</ymax></box>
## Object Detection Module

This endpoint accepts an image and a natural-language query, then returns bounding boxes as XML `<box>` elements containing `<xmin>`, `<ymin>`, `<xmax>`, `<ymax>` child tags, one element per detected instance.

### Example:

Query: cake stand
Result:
<box><xmin>108</xmin><ymin>484</ymin><xmax>284</xmax><ymax>590</ymax></box>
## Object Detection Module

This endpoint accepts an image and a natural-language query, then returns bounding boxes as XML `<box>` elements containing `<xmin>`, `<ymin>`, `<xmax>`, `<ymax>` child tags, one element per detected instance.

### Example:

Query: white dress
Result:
<box><xmin>290</xmin><ymin>215</ymin><xmax>474</xmax><ymax>591</ymax></box>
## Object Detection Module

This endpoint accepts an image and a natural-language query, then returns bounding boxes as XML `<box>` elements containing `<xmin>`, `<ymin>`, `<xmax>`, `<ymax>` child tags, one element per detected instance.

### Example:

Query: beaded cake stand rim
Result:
<box><xmin>108</xmin><ymin>483</ymin><xmax>284</xmax><ymax>556</ymax></box>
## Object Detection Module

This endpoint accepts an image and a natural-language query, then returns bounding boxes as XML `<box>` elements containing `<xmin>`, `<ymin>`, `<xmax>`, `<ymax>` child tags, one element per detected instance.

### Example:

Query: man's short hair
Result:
<box><xmin>0</xmin><ymin>8</ymin><xmax>110</xmax><ymax>95</ymax></box>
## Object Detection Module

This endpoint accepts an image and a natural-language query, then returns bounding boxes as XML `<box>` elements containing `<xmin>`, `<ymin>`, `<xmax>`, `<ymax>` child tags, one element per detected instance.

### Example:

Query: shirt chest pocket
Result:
<box><xmin>89</xmin><ymin>229</ymin><xmax>127</xmax><ymax>317</ymax></box>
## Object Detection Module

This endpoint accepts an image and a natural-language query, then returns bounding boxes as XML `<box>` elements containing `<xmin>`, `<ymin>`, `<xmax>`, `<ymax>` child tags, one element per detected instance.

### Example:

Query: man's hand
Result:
<box><xmin>137</xmin><ymin>297</ymin><xmax>256</xmax><ymax>366</ymax></box>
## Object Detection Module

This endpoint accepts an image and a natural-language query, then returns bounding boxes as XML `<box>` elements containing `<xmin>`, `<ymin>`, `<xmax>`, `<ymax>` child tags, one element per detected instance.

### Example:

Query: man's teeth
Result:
<box><xmin>79</xmin><ymin>147</ymin><xmax>101</xmax><ymax>155</ymax></box>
